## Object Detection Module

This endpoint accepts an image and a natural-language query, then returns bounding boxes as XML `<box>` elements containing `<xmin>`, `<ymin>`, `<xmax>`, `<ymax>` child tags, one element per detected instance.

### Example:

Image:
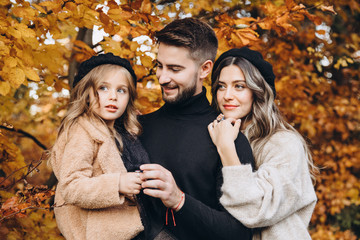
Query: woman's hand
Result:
<box><xmin>118</xmin><ymin>172</ymin><xmax>143</xmax><ymax>195</ymax></box>
<box><xmin>208</xmin><ymin>115</ymin><xmax>242</xmax><ymax>166</ymax></box>
<box><xmin>208</xmin><ymin>116</ymin><xmax>241</xmax><ymax>148</ymax></box>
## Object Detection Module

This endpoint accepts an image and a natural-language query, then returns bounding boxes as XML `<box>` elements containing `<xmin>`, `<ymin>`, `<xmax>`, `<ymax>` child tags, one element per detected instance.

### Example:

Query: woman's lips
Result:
<box><xmin>223</xmin><ymin>104</ymin><xmax>238</xmax><ymax>110</ymax></box>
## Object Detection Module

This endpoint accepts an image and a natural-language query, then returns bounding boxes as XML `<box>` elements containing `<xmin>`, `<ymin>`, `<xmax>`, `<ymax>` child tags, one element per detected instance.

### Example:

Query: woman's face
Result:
<box><xmin>216</xmin><ymin>65</ymin><xmax>254</xmax><ymax>120</ymax></box>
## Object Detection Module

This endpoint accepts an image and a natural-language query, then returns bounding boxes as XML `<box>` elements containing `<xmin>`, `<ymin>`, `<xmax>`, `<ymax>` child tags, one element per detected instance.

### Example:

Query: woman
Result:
<box><xmin>208</xmin><ymin>47</ymin><xmax>318</xmax><ymax>240</ymax></box>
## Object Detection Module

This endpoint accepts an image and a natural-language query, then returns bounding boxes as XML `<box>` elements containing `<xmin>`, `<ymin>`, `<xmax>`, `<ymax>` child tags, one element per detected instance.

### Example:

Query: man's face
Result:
<box><xmin>156</xmin><ymin>43</ymin><xmax>203</xmax><ymax>104</ymax></box>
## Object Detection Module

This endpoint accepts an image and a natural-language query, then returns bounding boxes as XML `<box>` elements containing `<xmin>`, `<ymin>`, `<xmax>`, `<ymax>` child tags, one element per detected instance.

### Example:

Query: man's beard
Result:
<box><xmin>161</xmin><ymin>74</ymin><xmax>198</xmax><ymax>104</ymax></box>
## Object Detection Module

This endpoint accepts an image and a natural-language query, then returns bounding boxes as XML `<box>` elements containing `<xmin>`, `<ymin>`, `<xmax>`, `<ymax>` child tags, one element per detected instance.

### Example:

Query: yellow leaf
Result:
<box><xmin>315</xmin><ymin>61</ymin><xmax>322</xmax><ymax>72</ymax></box>
<box><xmin>0</xmin><ymin>81</ymin><xmax>11</xmax><ymax>95</ymax></box>
<box><xmin>346</xmin><ymin>57</ymin><xmax>354</xmax><ymax>64</ymax></box>
<box><xmin>23</xmin><ymin>68</ymin><xmax>40</xmax><ymax>82</ymax></box>
<box><xmin>58</xmin><ymin>11</ymin><xmax>72</xmax><ymax>21</ymax></box>
<box><xmin>8</xmin><ymin>68</ymin><xmax>26</xmax><ymax>88</ymax></box>
<box><xmin>7</xmin><ymin>27</ymin><xmax>21</xmax><ymax>39</ymax></box>
<box><xmin>31</xmin><ymin>3</ymin><xmax>47</xmax><ymax>14</ymax></box>
<box><xmin>5</xmin><ymin>57</ymin><xmax>17</xmax><ymax>68</ymax></box>
<box><xmin>39</xmin><ymin>1</ymin><xmax>61</xmax><ymax>11</ymax></box>
<box><xmin>0</xmin><ymin>38</ymin><xmax>10</xmax><ymax>55</ymax></box>
<box><xmin>130</xmin><ymin>41</ymin><xmax>139</xmax><ymax>51</ymax></box>
<box><xmin>44</xmin><ymin>75</ymin><xmax>56</xmax><ymax>86</ymax></box>
<box><xmin>0</xmin><ymin>0</ymin><xmax>11</xmax><ymax>6</ymax></box>
<box><xmin>12</xmin><ymin>6</ymin><xmax>36</xmax><ymax>18</ymax></box>
<box><xmin>140</xmin><ymin>55</ymin><xmax>153</xmax><ymax>68</ymax></box>
<box><xmin>108</xmin><ymin>8</ymin><xmax>133</xmax><ymax>21</ymax></box>
<box><xmin>17</xmin><ymin>23</ymin><xmax>36</xmax><ymax>38</ymax></box>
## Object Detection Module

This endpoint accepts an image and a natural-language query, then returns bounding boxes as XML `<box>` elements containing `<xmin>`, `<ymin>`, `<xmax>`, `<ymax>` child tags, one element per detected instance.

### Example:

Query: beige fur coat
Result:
<box><xmin>51</xmin><ymin>116</ymin><xmax>143</xmax><ymax>240</ymax></box>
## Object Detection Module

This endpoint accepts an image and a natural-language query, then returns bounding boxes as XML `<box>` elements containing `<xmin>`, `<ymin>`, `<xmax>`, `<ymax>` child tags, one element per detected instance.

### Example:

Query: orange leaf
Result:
<box><xmin>258</xmin><ymin>20</ymin><xmax>273</xmax><ymax>30</ymax></box>
<box><xmin>1</xmin><ymin>196</ymin><xmax>19</xmax><ymax>211</ymax></box>
<box><xmin>65</xmin><ymin>2</ymin><xmax>77</xmax><ymax>12</ymax></box>
<box><xmin>285</xmin><ymin>0</ymin><xmax>296</xmax><ymax>10</ymax></box>
<box><xmin>140</xmin><ymin>0</ymin><xmax>152</xmax><ymax>14</ymax></box>
<box><xmin>133</xmin><ymin>65</ymin><xmax>148</xmax><ymax>79</ymax></box>
<box><xmin>320</xmin><ymin>5</ymin><xmax>337</xmax><ymax>15</ymax></box>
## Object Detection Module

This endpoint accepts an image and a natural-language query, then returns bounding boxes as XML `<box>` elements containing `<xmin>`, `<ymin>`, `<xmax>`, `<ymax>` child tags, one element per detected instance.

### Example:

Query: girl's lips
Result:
<box><xmin>105</xmin><ymin>105</ymin><xmax>118</xmax><ymax>112</ymax></box>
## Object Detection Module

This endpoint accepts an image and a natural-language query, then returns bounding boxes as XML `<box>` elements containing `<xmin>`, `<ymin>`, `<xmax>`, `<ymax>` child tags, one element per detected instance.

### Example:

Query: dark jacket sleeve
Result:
<box><xmin>173</xmin><ymin>132</ymin><xmax>254</xmax><ymax>240</ymax></box>
<box><xmin>173</xmin><ymin>194</ymin><xmax>252</xmax><ymax>240</ymax></box>
<box><xmin>235</xmin><ymin>132</ymin><xmax>255</xmax><ymax>168</ymax></box>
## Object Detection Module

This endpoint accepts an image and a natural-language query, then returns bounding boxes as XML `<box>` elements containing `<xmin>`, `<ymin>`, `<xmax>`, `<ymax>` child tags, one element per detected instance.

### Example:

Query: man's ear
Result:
<box><xmin>199</xmin><ymin>60</ymin><xmax>214</xmax><ymax>79</ymax></box>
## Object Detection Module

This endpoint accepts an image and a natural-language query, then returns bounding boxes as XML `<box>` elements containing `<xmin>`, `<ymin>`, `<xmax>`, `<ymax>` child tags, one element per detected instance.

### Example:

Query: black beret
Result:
<box><xmin>73</xmin><ymin>52</ymin><xmax>137</xmax><ymax>88</ymax></box>
<box><xmin>212</xmin><ymin>47</ymin><xmax>276</xmax><ymax>96</ymax></box>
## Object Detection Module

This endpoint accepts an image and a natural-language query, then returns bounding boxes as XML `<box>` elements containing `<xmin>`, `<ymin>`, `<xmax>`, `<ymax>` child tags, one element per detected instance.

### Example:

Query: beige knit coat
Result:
<box><xmin>51</xmin><ymin>116</ymin><xmax>143</xmax><ymax>240</ymax></box>
<box><xmin>220</xmin><ymin>131</ymin><xmax>317</xmax><ymax>240</ymax></box>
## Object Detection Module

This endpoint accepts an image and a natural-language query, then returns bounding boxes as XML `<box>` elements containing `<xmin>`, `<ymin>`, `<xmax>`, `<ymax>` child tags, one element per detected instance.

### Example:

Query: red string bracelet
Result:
<box><xmin>165</xmin><ymin>191</ymin><xmax>184</xmax><ymax>226</ymax></box>
<box><xmin>165</xmin><ymin>208</ymin><xmax>176</xmax><ymax>226</ymax></box>
<box><xmin>173</xmin><ymin>191</ymin><xmax>184</xmax><ymax>211</ymax></box>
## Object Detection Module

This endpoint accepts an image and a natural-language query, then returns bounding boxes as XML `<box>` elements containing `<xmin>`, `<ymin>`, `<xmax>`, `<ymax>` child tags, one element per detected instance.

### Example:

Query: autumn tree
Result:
<box><xmin>0</xmin><ymin>0</ymin><xmax>359</xmax><ymax>239</ymax></box>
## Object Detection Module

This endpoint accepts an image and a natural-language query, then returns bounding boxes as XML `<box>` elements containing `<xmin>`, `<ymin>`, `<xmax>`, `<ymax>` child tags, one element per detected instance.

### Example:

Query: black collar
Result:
<box><xmin>162</xmin><ymin>87</ymin><xmax>212</xmax><ymax>116</ymax></box>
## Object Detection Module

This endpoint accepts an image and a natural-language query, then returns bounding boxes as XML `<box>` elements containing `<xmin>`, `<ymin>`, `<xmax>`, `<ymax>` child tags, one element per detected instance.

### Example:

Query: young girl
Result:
<box><xmin>51</xmin><ymin>53</ymin><xmax>147</xmax><ymax>240</ymax></box>
<box><xmin>208</xmin><ymin>47</ymin><xmax>318</xmax><ymax>240</ymax></box>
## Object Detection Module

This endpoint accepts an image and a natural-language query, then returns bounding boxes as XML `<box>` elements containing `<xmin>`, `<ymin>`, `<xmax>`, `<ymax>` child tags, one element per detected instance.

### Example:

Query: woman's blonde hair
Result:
<box><xmin>211</xmin><ymin>57</ymin><xmax>318</xmax><ymax>183</ymax></box>
<box><xmin>57</xmin><ymin>64</ymin><xmax>141</xmax><ymax>152</ymax></box>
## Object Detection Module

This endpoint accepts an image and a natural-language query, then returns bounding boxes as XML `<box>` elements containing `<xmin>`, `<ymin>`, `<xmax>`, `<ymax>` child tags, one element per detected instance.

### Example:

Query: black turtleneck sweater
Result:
<box><xmin>139</xmin><ymin>88</ymin><xmax>254</xmax><ymax>240</ymax></box>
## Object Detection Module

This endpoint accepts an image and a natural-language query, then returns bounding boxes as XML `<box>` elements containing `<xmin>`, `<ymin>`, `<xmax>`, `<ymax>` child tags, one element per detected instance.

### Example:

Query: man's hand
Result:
<box><xmin>140</xmin><ymin>164</ymin><xmax>184</xmax><ymax>210</ymax></box>
<box><xmin>118</xmin><ymin>172</ymin><xmax>143</xmax><ymax>195</ymax></box>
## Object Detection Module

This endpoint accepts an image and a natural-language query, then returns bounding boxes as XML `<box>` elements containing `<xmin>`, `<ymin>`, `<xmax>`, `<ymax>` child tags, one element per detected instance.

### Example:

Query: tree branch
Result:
<box><xmin>0</xmin><ymin>158</ymin><xmax>43</xmax><ymax>190</ymax></box>
<box><xmin>0</xmin><ymin>125</ymin><xmax>47</xmax><ymax>150</ymax></box>
<box><xmin>0</xmin><ymin>206</ymin><xmax>50</xmax><ymax>222</ymax></box>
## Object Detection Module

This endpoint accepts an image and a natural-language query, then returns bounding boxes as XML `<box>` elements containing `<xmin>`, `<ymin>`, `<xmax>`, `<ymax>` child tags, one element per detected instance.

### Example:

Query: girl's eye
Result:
<box><xmin>99</xmin><ymin>86</ymin><xmax>108</xmax><ymax>91</ymax></box>
<box><xmin>117</xmin><ymin>88</ymin><xmax>126</xmax><ymax>93</ymax></box>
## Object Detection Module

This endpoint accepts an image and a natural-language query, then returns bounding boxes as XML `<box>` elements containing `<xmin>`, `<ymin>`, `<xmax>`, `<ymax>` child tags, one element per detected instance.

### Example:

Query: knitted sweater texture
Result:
<box><xmin>220</xmin><ymin>131</ymin><xmax>317</xmax><ymax>240</ymax></box>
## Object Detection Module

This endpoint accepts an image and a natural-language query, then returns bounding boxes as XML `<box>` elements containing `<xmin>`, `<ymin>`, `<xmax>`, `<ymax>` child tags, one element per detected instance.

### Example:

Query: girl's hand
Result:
<box><xmin>208</xmin><ymin>117</ymin><xmax>241</xmax><ymax>149</ymax></box>
<box><xmin>118</xmin><ymin>172</ymin><xmax>143</xmax><ymax>195</ymax></box>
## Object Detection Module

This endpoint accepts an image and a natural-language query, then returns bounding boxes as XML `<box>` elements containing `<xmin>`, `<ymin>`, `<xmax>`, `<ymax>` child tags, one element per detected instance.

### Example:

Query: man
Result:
<box><xmin>139</xmin><ymin>18</ymin><xmax>254</xmax><ymax>240</ymax></box>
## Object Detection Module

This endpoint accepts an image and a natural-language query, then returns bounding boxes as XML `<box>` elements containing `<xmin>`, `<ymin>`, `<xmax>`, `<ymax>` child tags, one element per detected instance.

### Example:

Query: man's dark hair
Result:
<box><xmin>155</xmin><ymin>18</ymin><xmax>218</xmax><ymax>65</ymax></box>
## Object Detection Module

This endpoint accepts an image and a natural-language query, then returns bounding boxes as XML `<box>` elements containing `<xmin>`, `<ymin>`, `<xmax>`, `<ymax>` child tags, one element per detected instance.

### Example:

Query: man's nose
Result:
<box><xmin>157</xmin><ymin>69</ymin><xmax>171</xmax><ymax>85</ymax></box>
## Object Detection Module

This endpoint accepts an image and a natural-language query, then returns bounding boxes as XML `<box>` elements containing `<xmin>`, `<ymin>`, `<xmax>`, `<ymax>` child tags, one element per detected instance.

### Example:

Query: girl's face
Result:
<box><xmin>216</xmin><ymin>65</ymin><xmax>254</xmax><ymax>121</ymax></box>
<box><xmin>90</xmin><ymin>69</ymin><xmax>130</xmax><ymax>127</ymax></box>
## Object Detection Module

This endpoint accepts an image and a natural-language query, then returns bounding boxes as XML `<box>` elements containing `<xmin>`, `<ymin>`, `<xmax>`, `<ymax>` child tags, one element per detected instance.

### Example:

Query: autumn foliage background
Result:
<box><xmin>0</xmin><ymin>0</ymin><xmax>359</xmax><ymax>239</ymax></box>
